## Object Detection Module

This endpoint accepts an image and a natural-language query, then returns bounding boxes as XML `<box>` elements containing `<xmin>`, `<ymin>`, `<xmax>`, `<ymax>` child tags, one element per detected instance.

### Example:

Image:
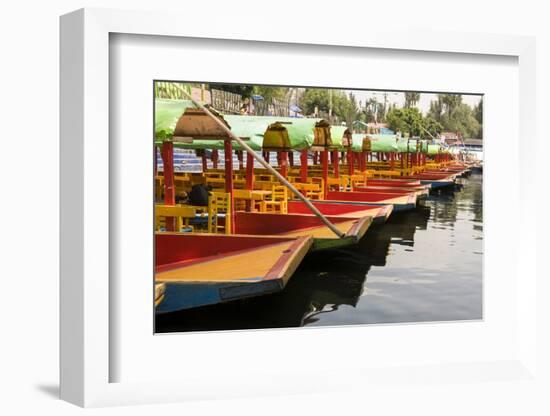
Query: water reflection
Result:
<box><xmin>156</xmin><ymin>173</ymin><xmax>483</xmax><ymax>332</ymax></box>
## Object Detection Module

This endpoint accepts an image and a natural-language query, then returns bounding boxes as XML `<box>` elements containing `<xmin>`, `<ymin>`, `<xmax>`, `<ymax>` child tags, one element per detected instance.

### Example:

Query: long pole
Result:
<box><xmin>177</xmin><ymin>88</ymin><xmax>345</xmax><ymax>238</ymax></box>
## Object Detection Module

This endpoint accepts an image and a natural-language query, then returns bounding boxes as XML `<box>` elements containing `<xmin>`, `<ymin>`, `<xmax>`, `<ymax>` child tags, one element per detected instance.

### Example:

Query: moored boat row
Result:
<box><xmin>154</xmin><ymin>103</ymin><xmax>468</xmax><ymax>313</ymax></box>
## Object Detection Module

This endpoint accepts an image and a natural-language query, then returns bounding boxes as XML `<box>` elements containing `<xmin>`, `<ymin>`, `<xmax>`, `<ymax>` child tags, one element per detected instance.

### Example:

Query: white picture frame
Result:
<box><xmin>60</xmin><ymin>8</ymin><xmax>537</xmax><ymax>407</ymax></box>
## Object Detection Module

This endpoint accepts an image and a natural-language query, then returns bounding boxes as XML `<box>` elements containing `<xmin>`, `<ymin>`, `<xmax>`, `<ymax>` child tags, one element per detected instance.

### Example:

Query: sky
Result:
<box><xmin>345</xmin><ymin>90</ymin><xmax>482</xmax><ymax>115</ymax></box>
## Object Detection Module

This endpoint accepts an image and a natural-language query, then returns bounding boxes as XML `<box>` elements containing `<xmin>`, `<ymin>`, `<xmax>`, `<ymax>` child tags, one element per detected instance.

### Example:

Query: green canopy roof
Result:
<box><xmin>156</xmin><ymin>115</ymin><xmax>270</xmax><ymax>151</ymax></box>
<box><xmin>224</xmin><ymin>115</ymin><xmax>272</xmax><ymax>151</ymax></box>
<box><xmin>155</xmin><ymin>99</ymin><xmax>195</xmax><ymax>140</ymax></box>
<box><xmin>350</xmin><ymin>133</ymin><xmax>367</xmax><ymax>152</ymax></box>
<box><xmin>155</xmin><ymin>108</ymin><xmax>324</xmax><ymax>151</ymax></box>
<box><xmin>368</xmin><ymin>134</ymin><xmax>398</xmax><ymax>152</ymax></box>
<box><xmin>397</xmin><ymin>138</ymin><xmax>424</xmax><ymax>153</ymax></box>
<box><xmin>227</xmin><ymin>115</ymin><xmax>319</xmax><ymax>151</ymax></box>
<box><xmin>419</xmin><ymin>140</ymin><xmax>429</xmax><ymax>153</ymax></box>
<box><xmin>263</xmin><ymin>117</ymin><xmax>318</xmax><ymax>150</ymax></box>
<box><xmin>427</xmin><ymin>144</ymin><xmax>442</xmax><ymax>155</ymax></box>
<box><xmin>224</xmin><ymin>115</ymin><xmax>272</xmax><ymax>139</ymax></box>
<box><xmin>330</xmin><ymin>126</ymin><xmax>348</xmax><ymax>150</ymax></box>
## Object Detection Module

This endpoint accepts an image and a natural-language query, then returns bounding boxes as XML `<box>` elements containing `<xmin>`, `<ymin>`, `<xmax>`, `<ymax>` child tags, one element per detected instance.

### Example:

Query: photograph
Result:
<box><xmin>153</xmin><ymin>81</ymin><xmax>483</xmax><ymax>333</ymax></box>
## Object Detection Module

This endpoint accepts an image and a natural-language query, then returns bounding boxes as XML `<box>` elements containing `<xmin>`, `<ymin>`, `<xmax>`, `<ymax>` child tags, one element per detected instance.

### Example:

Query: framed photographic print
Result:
<box><xmin>60</xmin><ymin>8</ymin><xmax>537</xmax><ymax>407</ymax></box>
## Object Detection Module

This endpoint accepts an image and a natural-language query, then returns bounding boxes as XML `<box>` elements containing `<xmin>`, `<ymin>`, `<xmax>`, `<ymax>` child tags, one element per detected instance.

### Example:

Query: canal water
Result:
<box><xmin>156</xmin><ymin>173</ymin><xmax>483</xmax><ymax>333</ymax></box>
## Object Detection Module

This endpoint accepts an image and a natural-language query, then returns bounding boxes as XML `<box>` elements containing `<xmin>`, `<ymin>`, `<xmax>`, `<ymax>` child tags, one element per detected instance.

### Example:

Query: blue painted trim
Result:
<box><xmin>156</xmin><ymin>279</ymin><xmax>285</xmax><ymax>314</ymax></box>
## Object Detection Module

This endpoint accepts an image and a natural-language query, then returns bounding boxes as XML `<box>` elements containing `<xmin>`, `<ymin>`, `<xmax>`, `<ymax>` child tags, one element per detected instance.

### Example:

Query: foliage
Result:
<box><xmin>439</xmin><ymin>94</ymin><xmax>463</xmax><ymax>116</ymax></box>
<box><xmin>386</xmin><ymin>107</ymin><xmax>424</xmax><ymax>137</ymax></box>
<box><xmin>473</xmin><ymin>100</ymin><xmax>483</xmax><ymax>124</ymax></box>
<box><xmin>428</xmin><ymin>99</ymin><xmax>443</xmax><ymax>121</ymax></box>
<box><xmin>421</xmin><ymin>116</ymin><xmax>444</xmax><ymax>139</ymax></box>
<box><xmin>300</xmin><ymin>88</ymin><xmax>333</xmax><ymax>114</ymax></box>
<box><xmin>473</xmin><ymin>100</ymin><xmax>483</xmax><ymax>139</ymax></box>
<box><xmin>440</xmin><ymin>103</ymin><xmax>481</xmax><ymax>138</ymax></box>
<box><xmin>362</xmin><ymin>97</ymin><xmax>376</xmax><ymax>123</ymax></box>
<box><xmin>343</xmin><ymin>92</ymin><xmax>360</xmax><ymax>127</ymax></box>
<box><xmin>404</xmin><ymin>92</ymin><xmax>421</xmax><ymax>108</ymax></box>
<box><xmin>299</xmin><ymin>88</ymin><xmax>359</xmax><ymax>123</ymax></box>
<box><xmin>252</xmin><ymin>86</ymin><xmax>289</xmax><ymax>101</ymax></box>
<box><xmin>427</xmin><ymin>94</ymin><xmax>482</xmax><ymax>138</ymax></box>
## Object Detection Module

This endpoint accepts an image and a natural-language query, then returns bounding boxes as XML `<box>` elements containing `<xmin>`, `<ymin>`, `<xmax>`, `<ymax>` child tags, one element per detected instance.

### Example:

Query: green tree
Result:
<box><xmin>473</xmin><ymin>100</ymin><xmax>483</xmax><ymax>123</ymax></box>
<box><xmin>376</xmin><ymin>102</ymin><xmax>386</xmax><ymax>122</ymax></box>
<box><xmin>421</xmin><ymin>116</ymin><xmax>443</xmax><ymax>139</ymax></box>
<box><xmin>438</xmin><ymin>94</ymin><xmax>462</xmax><ymax>116</ymax></box>
<box><xmin>427</xmin><ymin>94</ymin><xmax>482</xmax><ymax>138</ymax></box>
<box><xmin>440</xmin><ymin>103</ymin><xmax>480</xmax><ymax>138</ymax></box>
<box><xmin>300</xmin><ymin>88</ymin><xmax>357</xmax><ymax>121</ymax></box>
<box><xmin>252</xmin><ymin>86</ymin><xmax>289</xmax><ymax>101</ymax></box>
<box><xmin>428</xmin><ymin>99</ymin><xmax>443</xmax><ymax>122</ymax></box>
<box><xmin>362</xmin><ymin>97</ymin><xmax>378</xmax><ymax>123</ymax></box>
<box><xmin>473</xmin><ymin>99</ymin><xmax>483</xmax><ymax>139</ymax></box>
<box><xmin>386</xmin><ymin>107</ymin><xmax>424</xmax><ymax>137</ymax></box>
<box><xmin>342</xmin><ymin>92</ymin><xmax>359</xmax><ymax>128</ymax></box>
<box><xmin>300</xmin><ymin>88</ymin><xmax>331</xmax><ymax>115</ymax></box>
<box><xmin>404</xmin><ymin>92</ymin><xmax>421</xmax><ymax>108</ymax></box>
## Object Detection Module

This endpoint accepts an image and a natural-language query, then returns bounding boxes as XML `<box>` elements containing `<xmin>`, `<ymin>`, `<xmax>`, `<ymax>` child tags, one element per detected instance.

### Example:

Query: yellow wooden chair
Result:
<box><xmin>260</xmin><ymin>186</ymin><xmax>288</xmax><ymax>214</ymax></box>
<box><xmin>233</xmin><ymin>189</ymin><xmax>253</xmax><ymax>212</ymax></box>
<box><xmin>338</xmin><ymin>175</ymin><xmax>350</xmax><ymax>191</ymax></box>
<box><xmin>155</xmin><ymin>204</ymin><xmax>196</xmax><ymax>232</ymax></box>
<box><xmin>327</xmin><ymin>176</ymin><xmax>341</xmax><ymax>191</ymax></box>
<box><xmin>350</xmin><ymin>174</ymin><xmax>367</xmax><ymax>188</ymax></box>
<box><xmin>309</xmin><ymin>178</ymin><xmax>325</xmax><ymax>199</ymax></box>
<box><xmin>208</xmin><ymin>192</ymin><xmax>231</xmax><ymax>234</ymax></box>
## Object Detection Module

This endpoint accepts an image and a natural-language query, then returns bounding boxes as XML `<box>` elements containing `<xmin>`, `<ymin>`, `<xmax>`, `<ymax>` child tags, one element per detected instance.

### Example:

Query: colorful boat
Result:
<box><xmin>155</xmin><ymin>233</ymin><xmax>312</xmax><ymax>313</ymax></box>
<box><xmin>403</xmin><ymin>172</ymin><xmax>458</xmax><ymax>189</ymax></box>
<box><xmin>366</xmin><ymin>178</ymin><xmax>427</xmax><ymax>187</ymax></box>
<box><xmin>232</xmin><ymin>212</ymin><xmax>373</xmax><ymax>251</ymax></box>
<box><xmin>287</xmin><ymin>200</ymin><xmax>393</xmax><ymax>225</ymax></box>
<box><xmin>252</xmin><ymin>122</ymin><xmax>419</xmax><ymax>211</ymax></box>
<box><xmin>352</xmin><ymin>184</ymin><xmax>429</xmax><ymax>197</ymax></box>
<box><xmin>152</xmin><ymin>99</ymin><xmax>472</xmax><ymax>315</ymax></box>
<box><xmin>324</xmin><ymin>190</ymin><xmax>417</xmax><ymax>212</ymax></box>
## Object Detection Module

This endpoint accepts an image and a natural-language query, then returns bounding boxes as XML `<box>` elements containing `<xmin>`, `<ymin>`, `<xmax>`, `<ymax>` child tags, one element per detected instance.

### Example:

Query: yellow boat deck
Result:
<box><xmin>156</xmin><ymin>239</ymin><xmax>307</xmax><ymax>285</ymax></box>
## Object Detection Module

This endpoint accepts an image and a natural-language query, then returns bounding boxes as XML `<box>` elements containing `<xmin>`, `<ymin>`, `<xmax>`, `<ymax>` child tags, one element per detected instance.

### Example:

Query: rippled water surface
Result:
<box><xmin>156</xmin><ymin>173</ymin><xmax>483</xmax><ymax>332</ymax></box>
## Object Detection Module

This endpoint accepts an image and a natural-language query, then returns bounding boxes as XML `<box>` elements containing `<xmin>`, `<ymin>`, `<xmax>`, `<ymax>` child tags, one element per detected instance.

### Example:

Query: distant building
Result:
<box><xmin>440</xmin><ymin>131</ymin><xmax>461</xmax><ymax>144</ymax></box>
